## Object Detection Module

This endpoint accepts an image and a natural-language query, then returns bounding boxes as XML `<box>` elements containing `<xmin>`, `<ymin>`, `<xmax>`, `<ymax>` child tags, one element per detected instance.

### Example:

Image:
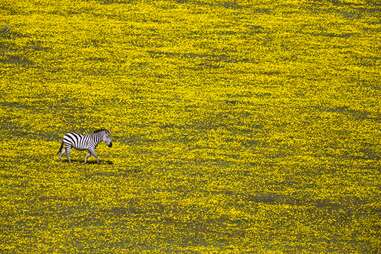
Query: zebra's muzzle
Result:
<box><xmin>108</xmin><ymin>142</ymin><xmax>112</xmax><ymax>147</ymax></box>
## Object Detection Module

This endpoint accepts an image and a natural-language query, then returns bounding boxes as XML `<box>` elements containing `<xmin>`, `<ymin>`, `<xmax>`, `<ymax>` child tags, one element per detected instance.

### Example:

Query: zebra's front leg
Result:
<box><xmin>65</xmin><ymin>146</ymin><xmax>72</xmax><ymax>163</ymax></box>
<box><xmin>84</xmin><ymin>151</ymin><xmax>91</xmax><ymax>164</ymax></box>
<box><xmin>89</xmin><ymin>149</ymin><xmax>100</xmax><ymax>164</ymax></box>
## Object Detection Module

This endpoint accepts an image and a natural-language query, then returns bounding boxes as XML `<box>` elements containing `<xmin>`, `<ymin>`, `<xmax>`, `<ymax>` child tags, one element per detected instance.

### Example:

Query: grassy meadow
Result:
<box><xmin>0</xmin><ymin>0</ymin><xmax>380</xmax><ymax>252</ymax></box>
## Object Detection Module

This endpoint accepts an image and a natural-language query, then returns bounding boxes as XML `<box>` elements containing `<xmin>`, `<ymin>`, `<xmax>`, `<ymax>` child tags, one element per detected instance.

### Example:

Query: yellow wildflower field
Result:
<box><xmin>0</xmin><ymin>0</ymin><xmax>380</xmax><ymax>252</ymax></box>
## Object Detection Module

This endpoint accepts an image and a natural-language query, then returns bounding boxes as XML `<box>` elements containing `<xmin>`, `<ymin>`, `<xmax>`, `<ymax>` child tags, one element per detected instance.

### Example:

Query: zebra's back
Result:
<box><xmin>63</xmin><ymin>132</ymin><xmax>94</xmax><ymax>150</ymax></box>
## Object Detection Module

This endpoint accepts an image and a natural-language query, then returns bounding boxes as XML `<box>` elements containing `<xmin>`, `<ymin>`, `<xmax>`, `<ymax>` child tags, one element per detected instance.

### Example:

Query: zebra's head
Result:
<box><xmin>94</xmin><ymin>129</ymin><xmax>112</xmax><ymax>147</ymax></box>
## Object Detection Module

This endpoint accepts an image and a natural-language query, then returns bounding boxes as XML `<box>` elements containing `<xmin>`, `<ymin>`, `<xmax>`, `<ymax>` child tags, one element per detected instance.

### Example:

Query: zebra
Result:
<box><xmin>58</xmin><ymin>129</ymin><xmax>112</xmax><ymax>163</ymax></box>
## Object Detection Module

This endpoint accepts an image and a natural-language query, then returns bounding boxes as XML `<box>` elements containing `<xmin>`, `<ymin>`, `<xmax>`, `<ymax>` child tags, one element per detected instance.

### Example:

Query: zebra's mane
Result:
<box><xmin>93</xmin><ymin>128</ymin><xmax>110</xmax><ymax>134</ymax></box>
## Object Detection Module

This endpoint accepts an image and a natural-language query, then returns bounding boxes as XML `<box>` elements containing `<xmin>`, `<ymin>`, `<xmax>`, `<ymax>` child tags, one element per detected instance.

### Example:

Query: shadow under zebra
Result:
<box><xmin>61</xmin><ymin>159</ymin><xmax>114</xmax><ymax>165</ymax></box>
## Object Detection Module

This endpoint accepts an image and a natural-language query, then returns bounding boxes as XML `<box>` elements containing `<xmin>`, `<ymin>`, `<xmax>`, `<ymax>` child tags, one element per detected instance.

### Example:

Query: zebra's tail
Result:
<box><xmin>57</xmin><ymin>141</ymin><xmax>64</xmax><ymax>155</ymax></box>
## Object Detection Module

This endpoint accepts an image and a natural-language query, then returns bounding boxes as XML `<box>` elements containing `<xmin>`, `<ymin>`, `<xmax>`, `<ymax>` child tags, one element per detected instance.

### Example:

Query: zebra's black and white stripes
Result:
<box><xmin>58</xmin><ymin>129</ymin><xmax>112</xmax><ymax>163</ymax></box>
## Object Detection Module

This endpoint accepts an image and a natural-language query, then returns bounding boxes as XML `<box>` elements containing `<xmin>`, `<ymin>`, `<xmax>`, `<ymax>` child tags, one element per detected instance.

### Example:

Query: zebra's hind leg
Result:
<box><xmin>58</xmin><ymin>141</ymin><xmax>64</xmax><ymax>160</ymax></box>
<box><xmin>59</xmin><ymin>148</ymin><xmax>65</xmax><ymax>160</ymax></box>
<box><xmin>65</xmin><ymin>146</ymin><xmax>72</xmax><ymax>163</ymax></box>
